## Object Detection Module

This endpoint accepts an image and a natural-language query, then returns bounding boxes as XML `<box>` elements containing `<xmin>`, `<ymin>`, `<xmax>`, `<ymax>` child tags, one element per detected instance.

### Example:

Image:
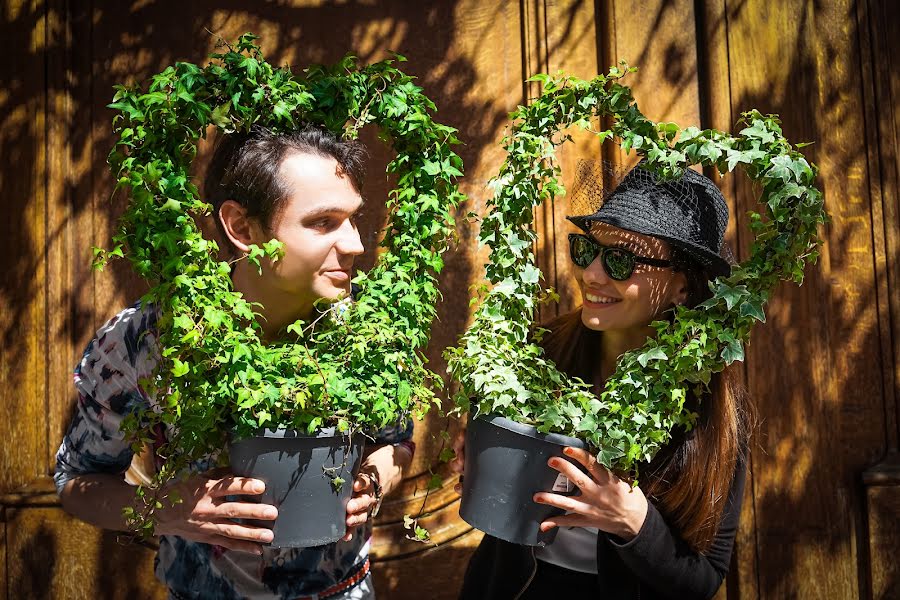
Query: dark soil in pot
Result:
<box><xmin>229</xmin><ymin>427</ymin><xmax>364</xmax><ymax>548</ymax></box>
<box><xmin>459</xmin><ymin>414</ymin><xmax>587</xmax><ymax>547</ymax></box>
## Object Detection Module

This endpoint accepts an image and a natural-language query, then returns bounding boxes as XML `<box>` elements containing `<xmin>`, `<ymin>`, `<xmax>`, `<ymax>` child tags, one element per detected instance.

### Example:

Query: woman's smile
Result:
<box><xmin>583</xmin><ymin>290</ymin><xmax>621</xmax><ymax>306</ymax></box>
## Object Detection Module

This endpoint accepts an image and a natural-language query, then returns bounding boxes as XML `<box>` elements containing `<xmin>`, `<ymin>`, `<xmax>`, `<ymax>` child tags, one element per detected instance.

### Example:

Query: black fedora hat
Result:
<box><xmin>567</xmin><ymin>161</ymin><xmax>732</xmax><ymax>278</ymax></box>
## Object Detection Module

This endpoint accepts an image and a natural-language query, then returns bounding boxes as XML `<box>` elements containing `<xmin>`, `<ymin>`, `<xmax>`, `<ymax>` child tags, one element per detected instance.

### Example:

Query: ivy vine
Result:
<box><xmin>446</xmin><ymin>66</ymin><xmax>827</xmax><ymax>472</ymax></box>
<box><xmin>99</xmin><ymin>33</ymin><xmax>465</xmax><ymax>535</ymax></box>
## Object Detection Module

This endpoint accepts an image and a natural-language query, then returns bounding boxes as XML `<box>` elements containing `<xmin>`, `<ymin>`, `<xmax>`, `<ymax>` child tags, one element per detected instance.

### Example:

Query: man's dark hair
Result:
<box><xmin>204</xmin><ymin>125</ymin><xmax>368</xmax><ymax>253</ymax></box>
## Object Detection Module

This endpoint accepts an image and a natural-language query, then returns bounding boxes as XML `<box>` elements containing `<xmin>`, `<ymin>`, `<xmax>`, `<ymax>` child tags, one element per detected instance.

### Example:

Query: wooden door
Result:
<box><xmin>1</xmin><ymin>1</ymin><xmax>897</xmax><ymax>598</ymax></box>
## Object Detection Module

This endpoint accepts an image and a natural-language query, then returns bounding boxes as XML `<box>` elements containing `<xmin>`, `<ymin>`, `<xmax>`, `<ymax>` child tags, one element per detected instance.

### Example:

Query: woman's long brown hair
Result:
<box><xmin>539</xmin><ymin>266</ymin><xmax>754</xmax><ymax>552</ymax></box>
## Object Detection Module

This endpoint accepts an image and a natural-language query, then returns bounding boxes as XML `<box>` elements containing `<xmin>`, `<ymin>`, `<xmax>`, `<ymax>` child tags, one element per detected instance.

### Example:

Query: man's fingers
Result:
<box><xmin>346</xmin><ymin>511</ymin><xmax>369</xmax><ymax>528</ymax></box>
<box><xmin>208</xmin><ymin>520</ymin><xmax>275</xmax><ymax>544</ymax></box>
<box><xmin>212</xmin><ymin>501</ymin><xmax>278</xmax><ymax>521</ymax></box>
<box><xmin>346</xmin><ymin>494</ymin><xmax>375</xmax><ymax>516</ymax></box>
<box><xmin>203</xmin><ymin>535</ymin><xmax>266</xmax><ymax>555</ymax></box>
<box><xmin>449</xmin><ymin>431</ymin><xmax>465</xmax><ymax>474</ymax></box>
<box><xmin>207</xmin><ymin>477</ymin><xmax>267</xmax><ymax>497</ymax></box>
<box><xmin>353</xmin><ymin>473</ymin><xmax>372</xmax><ymax>493</ymax></box>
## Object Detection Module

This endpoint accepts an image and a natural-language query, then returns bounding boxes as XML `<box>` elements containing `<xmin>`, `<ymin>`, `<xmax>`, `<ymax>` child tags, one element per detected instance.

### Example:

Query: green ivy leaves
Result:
<box><xmin>101</xmin><ymin>33</ymin><xmax>465</xmax><ymax>534</ymax></box>
<box><xmin>447</xmin><ymin>65</ymin><xmax>827</xmax><ymax>474</ymax></box>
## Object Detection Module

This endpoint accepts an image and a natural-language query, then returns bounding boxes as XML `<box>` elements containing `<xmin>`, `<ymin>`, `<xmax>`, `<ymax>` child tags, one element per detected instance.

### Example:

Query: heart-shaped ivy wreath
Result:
<box><xmin>447</xmin><ymin>66</ymin><xmax>826</xmax><ymax>473</ymax></box>
<box><xmin>99</xmin><ymin>34</ymin><xmax>465</xmax><ymax>535</ymax></box>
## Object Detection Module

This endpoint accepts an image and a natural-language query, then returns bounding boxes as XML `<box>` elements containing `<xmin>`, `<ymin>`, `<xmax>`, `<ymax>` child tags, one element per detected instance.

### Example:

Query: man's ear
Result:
<box><xmin>218</xmin><ymin>200</ymin><xmax>258</xmax><ymax>253</ymax></box>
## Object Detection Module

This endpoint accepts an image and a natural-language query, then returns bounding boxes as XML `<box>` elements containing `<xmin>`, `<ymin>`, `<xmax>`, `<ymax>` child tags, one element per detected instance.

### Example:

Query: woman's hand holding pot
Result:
<box><xmin>533</xmin><ymin>447</ymin><xmax>648</xmax><ymax>541</ymax></box>
<box><xmin>154</xmin><ymin>468</ymin><xmax>277</xmax><ymax>555</ymax></box>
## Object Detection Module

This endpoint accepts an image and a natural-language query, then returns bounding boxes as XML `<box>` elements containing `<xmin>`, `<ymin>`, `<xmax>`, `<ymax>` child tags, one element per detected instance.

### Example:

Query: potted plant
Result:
<box><xmin>445</xmin><ymin>67</ymin><xmax>827</xmax><ymax>546</ymax></box>
<box><xmin>99</xmin><ymin>34</ymin><xmax>466</xmax><ymax>547</ymax></box>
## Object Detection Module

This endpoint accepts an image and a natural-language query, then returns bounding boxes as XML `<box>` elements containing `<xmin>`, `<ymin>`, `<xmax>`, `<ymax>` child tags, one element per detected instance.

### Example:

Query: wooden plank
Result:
<box><xmin>857</xmin><ymin>0</ymin><xmax>900</xmax><ymax>593</ymax></box>
<box><xmin>0</xmin><ymin>0</ymin><xmax>48</xmax><ymax>494</ymax></box>
<box><xmin>45</xmin><ymin>0</ymin><xmax>94</xmax><ymax>476</ymax></box>
<box><xmin>725</xmin><ymin>1</ymin><xmax>887</xmax><ymax>597</ymax></box>
<box><xmin>6</xmin><ymin>507</ymin><xmax>164</xmax><ymax>600</ymax></box>
<box><xmin>865</xmin><ymin>482</ymin><xmax>900</xmax><ymax>600</ymax></box>
<box><xmin>372</xmin><ymin>528</ymin><xmax>483</xmax><ymax>596</ymax></box>
<box><xmin>540</xmin><ymin>0</ymin><xmax>602</xmax><ymax>318</ymax></box>
<box><xmin>610</xmin><ymin>0</ymin><xmax>702</xmax><ymax>129</ymax></box>
<box><xmin>697</xmin><ymin>2</ymin><xmax>760</xmax><ymax>599</ymax></box>
<box><xmin>347</xmin><ymin>2</ymin><xmax>526</xmax><ymax>596</ymax></box>
<box><xmin>1</xmin><ymin>508</ymin><xmax>7</xmax><ymax>600</ymax></box>
<box><xmin>861</xmin><ymin>0</ymin><xmax>900</xmax><ymax>450</ymax></box>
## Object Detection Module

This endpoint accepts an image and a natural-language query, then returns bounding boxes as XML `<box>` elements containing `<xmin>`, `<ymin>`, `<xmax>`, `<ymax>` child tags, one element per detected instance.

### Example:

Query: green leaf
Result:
<box><xmin>171</xmin><ymin>358</ymin><xmax>189</xmax><ymax>378</ymax></box>
<box><xmin>210</xmin><ymin>103</ymin><xmax>231</xmax><ymax>129</ymax></box>
<box><xmin>637</xmin><ymin>347</ymin><xmax>667</xmax><ymax>367</ymax></box>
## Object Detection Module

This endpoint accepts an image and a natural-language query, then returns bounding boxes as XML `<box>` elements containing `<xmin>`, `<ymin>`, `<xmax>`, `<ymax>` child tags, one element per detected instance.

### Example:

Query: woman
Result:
<box><xmin>452</xmin><ymin>162</ymin><xmax>754</xmax><ymax>600</ymax></box>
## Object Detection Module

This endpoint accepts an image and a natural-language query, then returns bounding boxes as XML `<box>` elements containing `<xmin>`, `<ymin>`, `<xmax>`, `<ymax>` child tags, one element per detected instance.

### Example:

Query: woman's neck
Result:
<box><xmin>597</xmin><ymin>324</ymin><xmax>656</xmax><ymax>384</ymax></box>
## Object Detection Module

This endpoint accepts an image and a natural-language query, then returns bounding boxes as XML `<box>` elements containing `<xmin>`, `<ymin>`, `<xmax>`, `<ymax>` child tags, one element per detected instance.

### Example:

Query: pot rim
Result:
<box><xmin>230</xmin><ymin>426</ymin><xmax>364</xmax><ymax>441</ymax></box>
<box><xmin>474</xmin><ymin>414</ymin><xmax>588</xmax><ymax>449</ymax></box>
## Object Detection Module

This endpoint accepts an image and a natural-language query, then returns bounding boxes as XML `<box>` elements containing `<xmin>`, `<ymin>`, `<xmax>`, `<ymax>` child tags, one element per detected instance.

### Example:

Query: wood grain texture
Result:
<box><xmin>726</xmin><ymin>0</ymin><xmax>886</xmax><ymax>597</ymax></box>
<box><xmin>1</xmin><ymin>509</ymin><xmax>7</xmax><ymax>600</ymax></box>
<box><xmin>531</xmin><ymin>0</ymin><xmax>602</xmax><ymax>319</ymax></box>
<box><xmin>2</xmin><ymin>1</ymin><xmax>899</xmax><ymax>598</ymax></box>
<box><xmin>860</xmin><ymin>0</ymin><xmax>900</xmax><ymax>452</ymax></box>
<box><xmin>6</xmin><ymin>507</ymin><xmax>164</xmax><ymax>600</ymax></box>
<box><xmin>0</xmin><ymin>0</ymin><xmax>48</xmax><ymax>495</ymax></box>
<box><xmin>865</xmin><ymin>480</ymin><xmax>900</xmax><ymax>599</ymax></box>
<box><xmin>697</xmin><ymin>2</ymin><xmax>759</xmax><ymax>599</ymax></box>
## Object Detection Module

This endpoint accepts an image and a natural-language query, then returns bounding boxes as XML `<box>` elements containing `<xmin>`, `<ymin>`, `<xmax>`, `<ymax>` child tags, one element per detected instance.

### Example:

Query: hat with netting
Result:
<box><xmin>566</xmin><ymin>160</ymin><xmax>732</xmax><ymax>278</ymax></box>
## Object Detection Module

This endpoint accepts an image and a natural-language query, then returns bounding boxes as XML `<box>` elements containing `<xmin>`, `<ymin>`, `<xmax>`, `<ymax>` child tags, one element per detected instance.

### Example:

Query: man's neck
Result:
<box><xmin>231</xmin><ymin>262</ymin><xmax>313</xmax><ymax>343</ymax></box>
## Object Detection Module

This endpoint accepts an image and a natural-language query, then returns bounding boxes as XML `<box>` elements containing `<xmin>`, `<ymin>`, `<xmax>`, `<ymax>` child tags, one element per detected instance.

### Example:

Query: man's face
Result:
<box><xmin>248</xmin><ymin>151</ymin><xmax>364</xmax><ymax>319</ymax></box>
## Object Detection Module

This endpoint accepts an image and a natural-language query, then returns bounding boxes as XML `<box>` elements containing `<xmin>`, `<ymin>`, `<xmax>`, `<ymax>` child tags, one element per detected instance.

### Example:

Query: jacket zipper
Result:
<box><xmin>512</xmin><ymin>547</ymin><xmax>538</xmax><ymax>600</ymax></box>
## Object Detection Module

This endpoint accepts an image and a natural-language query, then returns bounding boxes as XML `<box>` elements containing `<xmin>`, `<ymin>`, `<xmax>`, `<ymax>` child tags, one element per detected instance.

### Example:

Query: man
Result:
<box><xmin>55</xmin><ymin>126</ymin><xmax>413</xmax><ymax>599</ymax></box>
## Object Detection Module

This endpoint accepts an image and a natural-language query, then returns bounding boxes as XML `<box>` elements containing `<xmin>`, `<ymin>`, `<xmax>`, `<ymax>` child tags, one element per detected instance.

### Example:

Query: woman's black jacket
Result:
<box><xmin>458</xmin><ymin>456</ymin><xmax>746</xmax><ymax>600</ymax></box>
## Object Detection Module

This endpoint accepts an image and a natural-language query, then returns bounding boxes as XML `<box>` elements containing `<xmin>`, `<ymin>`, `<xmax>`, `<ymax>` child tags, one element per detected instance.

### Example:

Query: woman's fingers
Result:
<box><xmin>539</xmin><ymin>513</ymin><xmax>597</xmax><ymax>532</ymax></box>
<box><xmin>562</xmin><ymin>447</ymin><xmax>613</xmax><ymax>484</ymax></box>
<box><xmin>533</xmin><ymin>491</ymin><xmax>599</xmax><ymax>518</ymax></box>
<box><xmin>545</xmin><ymin>456</ymin><xmax>596</xmax><ymax>492</ymax></box>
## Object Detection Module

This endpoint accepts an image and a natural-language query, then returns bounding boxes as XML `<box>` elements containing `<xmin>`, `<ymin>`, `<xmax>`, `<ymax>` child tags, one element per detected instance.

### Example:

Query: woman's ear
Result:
<box><xmin>218</xmin><ymin>200</ymin><xmax>258</xmax><ymax>254</ymax></box>
<box><xmin>671</xmin><ymin>271</ymin><xmax>689</xmax><ymax>306</ymax></box>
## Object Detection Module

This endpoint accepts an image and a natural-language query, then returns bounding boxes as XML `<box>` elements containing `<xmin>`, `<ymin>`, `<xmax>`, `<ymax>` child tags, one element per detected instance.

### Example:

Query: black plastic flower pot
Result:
<box><xmin>459</xmin><ymin>414</ymin><xmax>588</xmax><ymax>547</ymax></box>
<box><xmin>229</xmin><ymin>427</ymin><xmax>364</xmax><ymax>548</ymax></box>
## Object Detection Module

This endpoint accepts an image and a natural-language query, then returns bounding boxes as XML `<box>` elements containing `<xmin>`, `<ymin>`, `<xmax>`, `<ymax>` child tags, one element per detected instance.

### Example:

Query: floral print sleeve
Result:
<box><xmin>54</xmin><ymin>304</ymin><xmax>159</xmax><ymax>494</ymax></box>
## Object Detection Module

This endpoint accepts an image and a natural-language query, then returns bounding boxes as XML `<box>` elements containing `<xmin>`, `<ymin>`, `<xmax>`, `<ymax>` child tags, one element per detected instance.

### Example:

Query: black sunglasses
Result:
<box><xmin>568</xmin><ymin>233</ymin><xmax>673</xmax><ymax>280</ymax></box>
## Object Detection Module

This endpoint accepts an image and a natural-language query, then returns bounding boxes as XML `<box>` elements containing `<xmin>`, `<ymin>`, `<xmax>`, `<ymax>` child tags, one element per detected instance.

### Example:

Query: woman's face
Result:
<box><xmin>577</xmin><ymin>222</ymin><xmax>687</xmax><ymax>332</ymax></box>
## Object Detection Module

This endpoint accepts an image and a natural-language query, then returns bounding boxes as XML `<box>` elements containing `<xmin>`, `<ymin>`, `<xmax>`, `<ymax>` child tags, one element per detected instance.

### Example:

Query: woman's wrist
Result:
<box><xmin>615</xmin><ymin>487</ymin><xmax>649</xmax><ymax>541</ymax></box>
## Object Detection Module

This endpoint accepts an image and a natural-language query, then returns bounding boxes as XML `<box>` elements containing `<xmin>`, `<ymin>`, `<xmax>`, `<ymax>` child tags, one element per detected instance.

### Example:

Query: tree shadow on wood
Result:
<box><xmin>709</xmin><ymin>1</ymin><xmax>895</xmax><ymax>598</ymax></box>
<box><xmin>2</xmin><ymin>1</ymin><xmax>514</xmax><ymax>598</ymax></box>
